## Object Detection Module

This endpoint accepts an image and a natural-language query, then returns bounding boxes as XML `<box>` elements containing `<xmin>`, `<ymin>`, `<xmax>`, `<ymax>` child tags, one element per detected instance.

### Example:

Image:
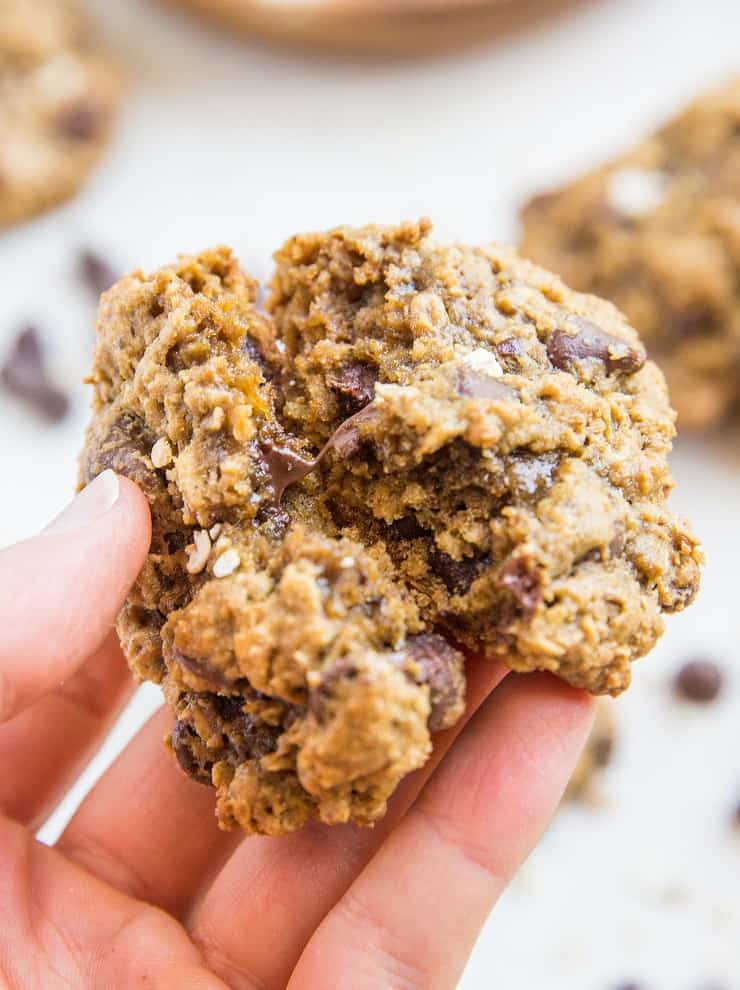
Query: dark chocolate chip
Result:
<box><xmin>171</xmin><ymin>720</ymin><xmax>213</xmax><ymax>786</ymax></box>
<box><xmin>388</xmin><ymin>515</ymin><xmax>428</xmax><ymax>540</ymax></box>
<box><xmin>670</xmin><ymin>306</ymin><xmax>716</xmax><ymax>338</ymax></box>
<box><xmin>327</xmin><ymin>364</ymin><xmax>377</xmax><ymax>416</ymax></box>
<box><xmin>431</xmin><ymin>549</ymin><xmax>489</xmax><ymax>596</ymax></box>
<box><xmin>457</xmin><ymin>365</ymin><xmax>517</xmax><ymax>401</ymax></box>
<box><xmin>309</xmin><ymin>659</ymin><xmax>358</xmax><ymax>723</ymax></box>
<box><xmin>173</xmin><ymin>648</ymin><xmax>232</xmax><ymax>689</ymax></box>
<box><xmin>260</xmin><ymin>439</ymin><xmax>317</xmax><ymax>502</ymax></box>
<box><xmin>403</xmin><ymin>634</ymin><xmax>465</xmax><ymax>732</ymax></box>
<box><xmin>57</xmin><ymin>101</ymin><xmax>101</xmax><ymax>140</ymax></box>
<box><xmin>213</xmin><ymin>694</ymin><xmax>245</xmax><ymax>720</ymax></box>
<box><xmin>80</xmin><ymin>250</ymin><xmax>118</xmax><ymax>297</ymax></box>
<box><xmin>494</xmin><ymin>336</ymin><xmax>525</xmax><ymax>370</ymax></box>
<box><xmin>498</xmin><ymin>557</ymin><xmax>543</xmax><ymax>620</ymax></box>
<box><xmin>591</xmin><ymin>733</ymin><xmax>614</xmax><ymax>768</ymax></box>
<box><xmin>547</xmin><ymin>318</ymin><xmax>645</xmax><ymax>375</ymax></box>
<box><xmin>611</xmin><ymin>983</ymin><xmax>642</xmax><ymax>990</ymax></box>
<box><xmin>674</xmin><ymin>659</ymin><xmax>724</xmax><ymax>703</ymax></box>
<box><xmin>0</xmin><ymin>326</ymin><xmax>70</xmax><ymax>422</ymax></box>
<box><xmin>231</xmin><ymin>713</ymin><xmax>280</xmax><ymax>762</ymax></box>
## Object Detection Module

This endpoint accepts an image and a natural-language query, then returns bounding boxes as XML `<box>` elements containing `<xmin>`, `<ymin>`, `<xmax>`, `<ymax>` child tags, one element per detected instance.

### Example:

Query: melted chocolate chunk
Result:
<box><xmin>431</xmin><ymin>549</ymin><xmax>489</xmax><ymax>596</ymax></box>
<box><xmin>213</xmin><ymin>694</ymin><xmax>245</xmax><ymax>720</ymax></box>
<box><xmin>457</xmin><ymin>366</ymin><xmax>518</xmax><ymax>401</ymax></box>
<box><xmin>57</xmin><ymin>102</ymin><xmax>101</xmax><ymax>140</ymax></box>
<box><xmin>403</xmin><ymin>634</ymin><xmax>464</xmax><ymax>732</ymax></box>
<box><xmin>171</xmin><ymin>720</ymin><xmax>213</xmax><ymax>786</ymax></box>
<box><xmin>260</xmin><ymin>439</ymin><xmax>317</xmax><ymax>502</ymax></box>
<box><xmin>498</xmin><ymin>557</ymin><xmax>543</xmax><ymax>620</ymax></box>
<box><xmin>173</xmin><ymin>648</ymin><xmax>232</xmax><ymax>689</ymax></box>
<box><xmin>80</xmin><ymin>250</ymin><xmax>118</xmax><ymax>297</ymax></box>
<box><xmin>328</xmin><ymin>364</ymin><xmax>377</xmax><ymax>416</ymax></box>
<box><xmin>0</xmin><ymin>326</ymin><xmax>70</xmax><ymax>422</ymax></box>
<box><xmin>547</xmin><ymin>318</ymin><xmax>645</xmax><ymax>375</ymax></box>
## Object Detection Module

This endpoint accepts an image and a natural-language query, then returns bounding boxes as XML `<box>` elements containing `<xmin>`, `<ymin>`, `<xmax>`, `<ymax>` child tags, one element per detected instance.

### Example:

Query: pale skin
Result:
<box><xmin>0</xmin><ymin>470</ymin><xmax>594</xmax><ymax>989</ymax></box>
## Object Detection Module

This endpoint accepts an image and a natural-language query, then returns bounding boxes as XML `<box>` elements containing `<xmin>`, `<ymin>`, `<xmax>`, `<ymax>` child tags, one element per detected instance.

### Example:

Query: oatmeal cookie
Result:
<box><xmin>81</xmin><ymin>222</ymin><xmax>700</xmax><ymax>835</ymax></box>
<box><xmin>520</xmin><ymin>78</ymin><xmax>740</xmax><ymax>429</ymax></box>
<box><xmin>0</xmin><ymin>0</ymin><xmax>121</xmax><ymax>228</ymax></box>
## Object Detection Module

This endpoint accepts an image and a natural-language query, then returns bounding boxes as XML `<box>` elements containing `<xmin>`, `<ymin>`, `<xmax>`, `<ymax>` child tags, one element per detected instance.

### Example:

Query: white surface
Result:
<box><xmin>1</xmin><ymin>0</ymin><xmax>739</xmax><ymax>985</ymax></box>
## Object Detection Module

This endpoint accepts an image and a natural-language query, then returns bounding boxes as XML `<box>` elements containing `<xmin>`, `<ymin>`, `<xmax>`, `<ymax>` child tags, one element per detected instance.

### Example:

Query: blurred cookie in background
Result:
<box><xmin>0</xmin><ymin>0</ymin><xmax>122</xmax><ymax>228</ymax></box>
<box><xmin>566</xmin><ymin>700</ymin><xmax>615</xmax><ymax>802</ymax></box>
<box><xmin>158</xmin><ymin>0</ymin><xmax>594</xmax><ymax>55</ymax></box>
<box><xmin>520</xmin><ymin>79</ymin><xmax>740</xmax><ymax>430</ymax></box>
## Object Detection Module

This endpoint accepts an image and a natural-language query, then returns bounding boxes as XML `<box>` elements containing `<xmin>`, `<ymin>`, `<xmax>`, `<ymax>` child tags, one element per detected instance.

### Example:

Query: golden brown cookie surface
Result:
<box><xmin>520</xmin><ymin>78</ymin><xmax>740</xmax><ymax>430</ymax></box>
<box><xmin>81</xmin><ymin>223</ymin><xmax>700</xmax><ymax>834</ymax></box>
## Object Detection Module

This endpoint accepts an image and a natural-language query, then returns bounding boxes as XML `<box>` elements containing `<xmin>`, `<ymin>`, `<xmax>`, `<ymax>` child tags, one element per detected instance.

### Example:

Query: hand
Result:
<box><xmin>0</xmin><ymin>471</ymin><xmax>594</xmax><ymax>989</ymax></box>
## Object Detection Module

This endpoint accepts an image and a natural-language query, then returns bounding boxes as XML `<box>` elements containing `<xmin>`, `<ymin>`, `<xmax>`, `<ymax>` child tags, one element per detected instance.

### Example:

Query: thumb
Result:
<box><xmin>0</xmin><ymin>471</ymin><xmax>151</xmax><ymax>722</ymax></box>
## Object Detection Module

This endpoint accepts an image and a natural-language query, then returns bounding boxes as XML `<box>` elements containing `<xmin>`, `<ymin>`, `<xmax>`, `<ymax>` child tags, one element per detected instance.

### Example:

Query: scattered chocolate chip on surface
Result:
<box><xmin>80</xmin><ymin>249</ymin><xmax>119</xmax><ymax>297</ymax></box>
<box><xmin>674</xmin><ymin>659</ymin><xmax>724</xmax><ymax>703</ymax></box>
<box><xmin>0</xmin><ymin>326</ymin><xmax>70</xmax><ymax>422</ymax></box>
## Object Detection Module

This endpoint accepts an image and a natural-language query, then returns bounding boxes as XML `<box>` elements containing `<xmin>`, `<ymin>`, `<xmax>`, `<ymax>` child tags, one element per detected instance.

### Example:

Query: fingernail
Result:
<box><xmin>45</xmin><ymin>470</ymin><xmax>120</xmax><ymax>533</ymax></box>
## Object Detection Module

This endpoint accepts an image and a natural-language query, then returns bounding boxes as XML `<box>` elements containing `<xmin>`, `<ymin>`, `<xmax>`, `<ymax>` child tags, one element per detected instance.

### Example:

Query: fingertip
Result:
<box><xmin>113</xmin><ymin>475</ymin><xmax>153</xmax><ymax>569</ymax></box>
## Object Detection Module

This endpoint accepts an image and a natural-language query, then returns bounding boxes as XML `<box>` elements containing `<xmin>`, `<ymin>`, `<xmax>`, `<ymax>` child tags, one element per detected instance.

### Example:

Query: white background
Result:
<box><xmin>0</xmin><ymin>0</ymin><xmax>739</xmax><ymax>986</ymax></box>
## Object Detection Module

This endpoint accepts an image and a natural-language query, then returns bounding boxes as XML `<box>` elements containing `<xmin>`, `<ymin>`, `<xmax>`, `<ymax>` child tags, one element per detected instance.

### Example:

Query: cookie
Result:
<box><xmin>159</xmin><ymin>0</ymin><xmax>587</xmax><ymax>55</ymax></box>
<box><xmin>565</xmin><ymin>700</ymin><xmax>615</xmax><ymax>801</ymax></box>
<box><xmin>520</xmin><ymin>78</ymin><xmax>740</xmax><ymax>430</ymax></box>
<box><xmin>81</xmin><ymin>222</ymin><xmax>701</xmax><ymax>835</ymax></box>
<box><xmin>0</xmin><ymin>0</ymin><xmax>121</xmax><ymax>228</ymax></box>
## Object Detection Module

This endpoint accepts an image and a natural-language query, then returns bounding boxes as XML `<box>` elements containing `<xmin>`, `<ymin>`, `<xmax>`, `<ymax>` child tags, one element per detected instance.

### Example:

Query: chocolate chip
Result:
<box><xmin>431</xmin><ymin>549</ymin><xmax>489</xmax><ymax>596</ymax></box>
<box><xmin>591</xmin><ymin>733</ymin><xmax>614</xmax><ymax>768</ymax></box>
<box><xmin>0</xmin><ymin>326</ymin><xmax>70</xmax><ymax>422</ymax></box>
<box><xmin>309</xmin><ymin>659</ymin><xmax>358</xmax><ymax>723</ymax></box>
<box><xmin>171</xmin><ymin>720</ymin><xmax>213</xmax><ymax>786</ymax></box>
<box><xmin>674</xmin><ymin>659</ymin><xmax>724</xmax><ymax>703</ymax></box>
<box><xmin>498</xmin><ymin>556</ymin><xmax>543</xmax><ymax>620</ymax></box>
<box><xmin>612</xmin><ymin>983</ymin><xmax>642</xmax><ymax>990</ymax></box>
<box><xmin>231</xmin><ymin>712</ymin><xmax>280</xmax><ymax>762</ymax></box>
<box><xmin>494</xmin><ymin>336</ymin><xmax>525</xmax><ymax>370</ymax></box>
<box><xmin>328</xmin><ymin>364</ymin><xmax>377</xmax><ymax>416</ymax></box>
<box><xmin>389</xmin><ymin>515</ymin><xmax>428</xmax><ymax>540</ymax></box>
<box><xmin>80</xmin><ymin>249</ymin><xmax>118</xmax><ymax>297</ymax></box>
<box><xmin>213</xmin><ymin>694</ymin><xmax>245</xmax><ymax>720</ymax></box>
<box><xmin>457</xmin><ymin>366</ymin><xmax>517</xmax><ymax>401</ymax></box>
<box><xmin>403</xmin><ymin>634</ymin><xmax>465</xmax><ymax>732</ymax></box>
<box><xmin>547</xmin><ymin>318</ymin><xmax>645</xmax><ymax>375</ymax></box>
<box><xmin>57</xmin><ymin>101</ymin><xmax>101</xmax><ymax>140</ymax></box>
<box><xmin>173</xmin><ymin>648</ymin><xmax>232</xmax><ymax>689</ymax></box>
<box><xmin>260</xmin><ymin>439</ymin><xmax>317</xmax><ymax>502</ymax></box>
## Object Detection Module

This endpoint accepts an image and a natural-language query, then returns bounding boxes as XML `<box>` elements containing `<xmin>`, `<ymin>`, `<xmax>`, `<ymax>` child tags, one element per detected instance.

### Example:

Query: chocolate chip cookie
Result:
<box><xmin>0</xmin><ymin>0</ymin><xmax>121</xmax><ymax>228</ymax></box>
<box><xmin>520</xmin><ymin>78</ymin><xmax>740</xmax><ymax>430</ymax></box>
<box><xmin>81</xmin><ymin>221</ymin><xmax>701</xmax><ymax>834</ymax></box>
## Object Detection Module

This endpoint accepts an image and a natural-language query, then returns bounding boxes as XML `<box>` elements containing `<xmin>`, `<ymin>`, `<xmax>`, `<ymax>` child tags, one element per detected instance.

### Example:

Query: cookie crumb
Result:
<box><xmin>186</xmin><ymin>530</ymin><xmax>211</xmax><ymax>574</ymax></box>
<box><xmin>213</xmin><ymin>548</ymin><xmax>240</xmax><ymax>577</ymax></box>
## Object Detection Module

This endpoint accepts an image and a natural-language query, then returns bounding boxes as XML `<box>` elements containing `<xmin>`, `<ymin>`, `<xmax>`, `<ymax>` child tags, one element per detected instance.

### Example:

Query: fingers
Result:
<box><xmin>0</xmin><ymin>471</ymin><xmax>151</xmax><ymax>722</ymax></box>
<box><xmin>0</xmin><ymin>630</ymin><xmax>135</xmax><ymax>828</ymax></box>
<box><xmin>57</xmin><ymin>708</ymin><xmax>241</xmax><ymax>919</ymax></box>
<box><xmin>187</xmin><ymin>654</ymin><xmax>508</xmax><ymax>990</ymax></box>
<box><xmin>0</xmin><ymin>817</ymin><xmax>229</xmax><ymax>990</ymax></box>
<box><xmin>288</xmin><ymin>674</ymin><xmax>595</xmax><ymax>990</ymax></box>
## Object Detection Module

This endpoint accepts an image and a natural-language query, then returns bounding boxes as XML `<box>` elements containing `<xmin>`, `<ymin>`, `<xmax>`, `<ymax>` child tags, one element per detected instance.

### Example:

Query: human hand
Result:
<box><xmin>0</xmin><ymin>470</ymin><xmax>594</xmax><ymax>989</ymax></box>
